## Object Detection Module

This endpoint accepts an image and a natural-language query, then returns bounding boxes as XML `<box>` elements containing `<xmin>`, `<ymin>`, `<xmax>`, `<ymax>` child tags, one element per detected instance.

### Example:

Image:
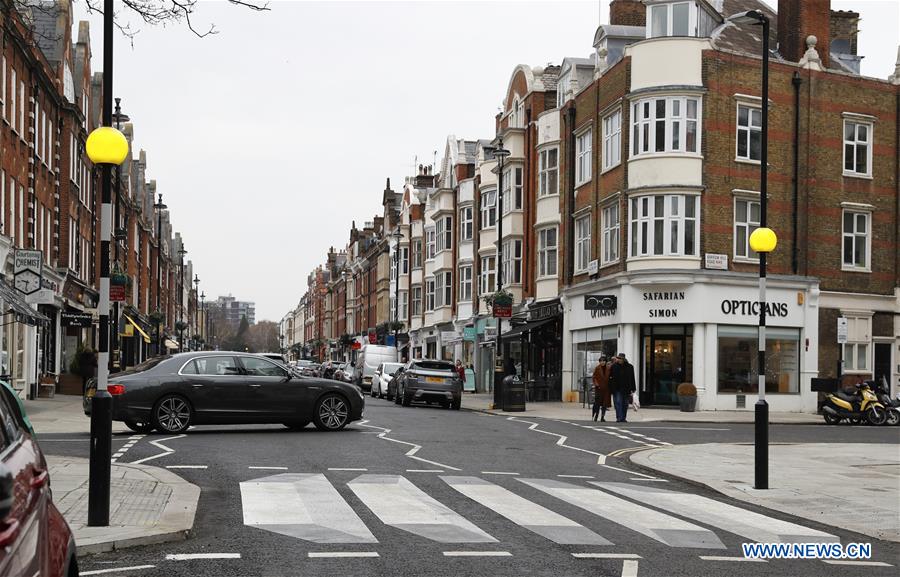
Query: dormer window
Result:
<box><xmin>646</xmin><ymin>1</ymin><xmax>721</xmax><ymax>39</ymax></box>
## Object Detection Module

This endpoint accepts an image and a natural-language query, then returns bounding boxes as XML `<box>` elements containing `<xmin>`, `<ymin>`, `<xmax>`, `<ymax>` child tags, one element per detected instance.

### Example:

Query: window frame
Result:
<box><xmin>841</xmin><ymin>209</ymin><xmax>871</xmax><ymax>272</ymax></box>
<box><xmin>602</xmin><ymin>109</ymin><xmax>622</xmax><ymax>171</ymax></box>
<box><xmin>735</xmin><ymin>102</ymin><xmax>762</xmax><ymax>163</ymax></box>
<box><xmin>411</xmin><ymin>286</ymin><xmax>422</xmax><ymax>316</ymax></box>
<box><xmin>628</xmin><ymin>194</ymin><xmax>700</xmax><ymax>258</ymax></box>
<box><xmin>459</xmin><ymin>206</ymin><xmax>473</xmax><ymax>241</ymax></box>
<box><xmin>630</xmin><ymin>95</ymin><xmax>701</xmax><ymax>157</ymax></box>
<box><xmin>425</xmin><ymin>278</ymin><xmax>435</xmax><ymax>311</ymax></box>
<box><xmin>501</xmin><ymin>238</ymin><xmax>523</xmax><ymax>286</ymax></box>
<box><xmin>601</xmin><ymin>203</ymin><xmax>620</xmax><ymax>266</ymax></box>
<box><xmin>435</xmin><ymin>215</ymin><xmax>452</xmax><ymax>254</ymax></box>
<box><xmin>575</xmin><ymin>214</ymin><xmax>591</xmax><ymax>273</ymax></box>
<box><xmin>502</xmin><ymin>166</ymin><xmax>523</xmax><ymax>214</ymax></box>
<box><xmin>537</xmin><ymin>226</ymin><xmax>558</xmax><ymax>279</ymax></box>
<box><xmin>458</xmin><ymin>264</ymin><xmax>473</xmax><ymax>302</ymax></box>
<box><xmin>425</xmin><ymin>227</ymin><xmax>436</xmax><ymax>260</ymax></box>
<box><xmin>480</xmin><ymin>188</ymin><xmax>497</xmax><ymax>229</ymax></box>
<box><xmin>480</xmin><ymin>255</ymin><xmax>496</xmax><ymax>295</ymax></box>
<box><xmin>538</xmin><ymin>147</ymin><xmax>559</xmax><ymax>197</ymax></box>
<box><xmin>842</xmin><ymin>119</ymin><xmax>873</xmax><ymax>178</ymax></box>
<box><xmin>841</xmin><ymin>315</ymin><xmax>872</xmax><ymax>373</ymax></box>
<box><xmin>411</xmin><ymin>239</ymin><xmax>423</xmax><ymax>269</ymax></box>
<box><xmin>575</xmin><ymin>128</ymin><xmax>592</xmax><ymax>186</ymax></box>
<box><xmin>649</xmin><ymin>1</ymin><xmax>694</xmax><ymax>38</ymax></box>
<box><xmin>734</xmin><ymin>197</ymin><xmax>761</xmax><ymax>262</ymax></box>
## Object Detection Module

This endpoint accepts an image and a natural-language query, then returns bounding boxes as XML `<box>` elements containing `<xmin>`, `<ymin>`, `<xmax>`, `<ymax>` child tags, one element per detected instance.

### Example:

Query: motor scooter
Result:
<box><xmin>872</xmin><ymin>377</ymin><xmax>900</xmax><ymax>426</ymax></box>
<box><xmin>822</xmin><ymin>381</ymin><xmax>886</xmax><ymax>425</ymax></box>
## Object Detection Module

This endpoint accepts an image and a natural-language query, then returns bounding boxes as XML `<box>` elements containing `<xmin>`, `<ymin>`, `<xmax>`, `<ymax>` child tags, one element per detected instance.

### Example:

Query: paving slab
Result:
<box><xmin>25</xmin><ymin>394</ymin><xmax>130</xmax><ymax>435</ymax></box>
<box><xmin>461</xmin><ymin>392</ymin><xmax>822</xmax><ymax>423</ymax></box>
<box><xmin>630</xmin><ymin>442</ymin><xmax>900</xmax><ymax>543</ymax></box>
<box><xmin>48</xmin><ymin>455</ymin><xmax>200</xmax><ymax>556</ymax></box>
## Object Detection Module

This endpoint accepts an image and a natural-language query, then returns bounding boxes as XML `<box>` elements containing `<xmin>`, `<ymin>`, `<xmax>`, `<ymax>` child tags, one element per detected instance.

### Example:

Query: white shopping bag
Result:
<box><xmin>630</xmin><ymin>394</ymin><xmax>640</xmax><ymax>410</ymax></box>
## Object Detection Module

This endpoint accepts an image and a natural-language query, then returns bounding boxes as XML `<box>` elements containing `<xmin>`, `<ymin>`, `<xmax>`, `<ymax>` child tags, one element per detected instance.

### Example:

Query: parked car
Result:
<box><xmin>301</xmin><ymin>362</ymin><xmax>321</xmax><ymax>377</ymax></box>
<box><xmin>0</xmin><ymin>382</ymin><xmax>78</xmax><ymax>577</ymax></box>
<box><xmin>333</xmin><ymin>363</ymin><xmax>355</xmax><ymax>384</ymax></box>
<box><xmin>355</xmin><ymin>344</ymin><xmax>398</xmax><ymax>392</ymax></box>
<box><xmin>394</xmin><ymin>359</ymin><xmax>462</xmax><ymax>410</ymax></box>
<box><xmin>83</xmin><ymin>352</ymin><xmax>365</xmax><ymax>433</ymax></box>
<box><xmin>372</xmin><ymin>362</ymin><xmax>405</xmax><ymax>399</ymax></box>
<box><xmin>260</xmin><ymin>352</ymin><xmax>287</xmax><ymax>365</ymax></box>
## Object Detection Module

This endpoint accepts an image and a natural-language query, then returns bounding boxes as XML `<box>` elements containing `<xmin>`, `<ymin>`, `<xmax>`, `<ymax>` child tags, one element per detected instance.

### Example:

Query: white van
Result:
<box><xmin>355</xmin><ymin>344</ymin><xmax>398</xmax><ymax>391</ymax></box>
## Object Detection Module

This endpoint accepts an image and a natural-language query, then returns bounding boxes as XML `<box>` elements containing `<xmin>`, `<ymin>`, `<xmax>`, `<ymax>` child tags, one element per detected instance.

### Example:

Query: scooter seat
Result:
<box><xmin>835</xmin><ymin>390</ymin><xmax>860</xmax><ymax>403</ymax></box>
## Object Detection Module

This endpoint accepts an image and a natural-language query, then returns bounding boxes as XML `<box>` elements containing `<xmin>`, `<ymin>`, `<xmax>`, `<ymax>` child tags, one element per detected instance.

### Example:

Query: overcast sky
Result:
<box><xmin>73</xmin><ymin>0</ymin><xmax>899</xmax><ymax>323</ymax></box>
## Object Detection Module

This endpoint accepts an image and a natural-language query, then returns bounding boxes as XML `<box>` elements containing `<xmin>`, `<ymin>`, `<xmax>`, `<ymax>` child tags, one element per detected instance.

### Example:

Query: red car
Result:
<box><xmin>0</xmin><ymin>385</ymin><xmax>78</xmax><ymax>577</ymax></box>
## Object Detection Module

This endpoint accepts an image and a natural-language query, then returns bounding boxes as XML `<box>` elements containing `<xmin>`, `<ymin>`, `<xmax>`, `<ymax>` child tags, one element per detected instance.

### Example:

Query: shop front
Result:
<box><xmin>562</xmin><ymin>271</ymin><xmax>820</xmax><ymax>412</ymax></box>
<box><xmin>500</xmin><ymin>299</ymin><xmax>563</xmax><ymax>402</ymax></box>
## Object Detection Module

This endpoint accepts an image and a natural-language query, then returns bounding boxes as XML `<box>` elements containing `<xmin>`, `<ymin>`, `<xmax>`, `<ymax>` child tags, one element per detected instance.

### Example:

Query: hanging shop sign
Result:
<box><xmin>61</xmin><ymin>312</ymin><xmax>94</xmax><ymax>327</ymax></box>
<box><xmin>110</xmin><ymin>284</ymin><xmax>127</xmax><ymax>302</ymax></box>
<box><xmin>13</xmin><ymin>249</ymin><xmax>43</xmax><ymax>296</ymax></box>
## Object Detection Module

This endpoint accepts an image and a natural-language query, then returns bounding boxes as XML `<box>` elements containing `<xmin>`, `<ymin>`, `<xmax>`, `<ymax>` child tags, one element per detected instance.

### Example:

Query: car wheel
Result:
<box><xmin>401</xmin><ymin>390</ymin><xmax>411</xmax><ymax>407</ymax></box>
<box><xmin>124</xmin><ymin>419</ymin><xmax>154</xmax><ymax>434</ymax></box>
<box><xmin>314</xmin><ymin>394</ymin><xmax>350</xmax><ymax>431</ymax></box>
<box><xmin>152</xmin><ymin>395</ymin><xmax>192</xmax><ymax>434</ymax></box>
<box><xmin>284</xmin><ymin>420</ymin><xmax>310</xmax><ymax>430</ymax></box>
<box><xmin>451</xmin><ymin>400</ymin><xmax>461</xmax><ymax>411</ymax></box>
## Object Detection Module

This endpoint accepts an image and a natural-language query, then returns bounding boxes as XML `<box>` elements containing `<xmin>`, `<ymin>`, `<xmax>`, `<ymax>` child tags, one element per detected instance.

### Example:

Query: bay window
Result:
<box><xmin>734</xmin><ymin>198</ymin><xmax>760</xmax><ymax>260</ymax></box>
<box><xmin>629</xmin><ymin>194</ymin><xmax>699</xmax><ymax>258</ymax></box>
<box><xmin>425</xmin><ymin>279</ymin><xmax>435</xmax><ymax>311</ymax></box>
<box><xmin>459</xmin><ymin>265</ymin><xmax>472</xmax><ymax>302</ymax></box>
<box><xmin>602</xmin><ymin>203</ymin><xmax>620</xmax><ymax>265</ymax></box>
<box><xmin>435</xmin><ymin>216</ymin><xmax>452</xmax><ymax>253</ymax></box>
<box><xmin>459</xmin><ymin>206</ymin><xmax>473</xmax><ymax>241</ymax></box>
<box><xmin>399</xmin><ymin>246</ymin><xmax>409</xmax><ymax>274</ymax></box>
<box><xmin>502</xmin><ymin>239</ymin><xmax>522</xmax><ymax>285</ymax></box>
<box><xmin>539</xmin><ymin>148</ymin><xmax>558</xmax><ymax>196</ymax></box>
<box><xmin>398</xmin><ymin>290</ymin><xmax>408</xmax><ymax>321</ymax></box>
<box><xmin>481</xmin><ymin>189</ymin><xmax>496</xmax><ymax>229</ymax></box>
<box><xmin>425</xmin><ymin>228</ymin><xmax>436</xmax><ymax>260</ymax></box>
<box><xmin>480</xmin><ymin>256</ymin><xmax>496</xmax><ymax>294</ymax></box>
<box><xmin>650</xmin><ymin>1</ymin><xmax>692</xmax><ymax>38</ymax></box>
<box><xmin>575</xmin><ymin>215</ymin><xmax>591</xmax><ymax>272</ymax></box>
<box><xmin>412</xmin><ymin>239</ymin><xmax>423</xmax><ymax>269</ymax></box>
<box><xmin>412</xmin><ymin>286</ymin><xmax>422</xmax><ymax>316</ymax></box>
<box><xmin>435</xmin><ymin>271</ymin><xmax>452</xmax><ymax>308</ymax></box>
<box><xmin>502</xmin><ymin>167</ymin><xmax>523</xmax><ymax>213</ymax></box>
<box><xmin>537</xmin><ymin>227</ymin><xmax>558</xmax><ymax>278</ymax></box>
<box><xmin>631</xmin><ymin>96</ymin><xmax>700</xmax><ymax>156</ymax></box>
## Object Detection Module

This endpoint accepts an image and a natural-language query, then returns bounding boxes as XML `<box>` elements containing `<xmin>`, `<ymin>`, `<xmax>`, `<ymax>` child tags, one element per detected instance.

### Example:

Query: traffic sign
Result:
<box><xmin>836</xmin><ymin>317</ymin><xmax>848</xmax><ymax>344</ymax></box>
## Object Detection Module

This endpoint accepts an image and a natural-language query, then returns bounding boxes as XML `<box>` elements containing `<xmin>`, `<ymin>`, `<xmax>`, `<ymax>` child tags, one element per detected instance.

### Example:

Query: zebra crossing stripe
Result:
<box><xmin>240</xmin><ymin>473</ymin><xmax>377</xmax><ymax>543</ymax></box>
<box><xmin>349</xmin><ymin>474</ymin><xmax>497</xmax><ymax>543</ymax></box>
<box><xmin>593</xmin><ymin>482</ymin><xmax>840</xmax><ymax>544</ymax></box>
<box><xmin>442</xmin><ymin>476</ymin><xmax>611</xmax><ymax>546</ymax></box>
<box><xmin>519</xmin><ymin>478</ymin><xmax>725</xmax><ymax>549</ymax></box>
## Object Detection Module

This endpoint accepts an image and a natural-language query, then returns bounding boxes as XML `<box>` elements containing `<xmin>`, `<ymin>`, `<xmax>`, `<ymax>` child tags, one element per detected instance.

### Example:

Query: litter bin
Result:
<box><xmin>502</xmin><ymin>375</ymin><xmax>526</xmax><ymax>412</ymax></box>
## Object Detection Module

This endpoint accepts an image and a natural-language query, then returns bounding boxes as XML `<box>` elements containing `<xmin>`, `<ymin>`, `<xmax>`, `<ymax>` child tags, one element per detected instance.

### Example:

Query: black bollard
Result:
<box><xmin>88</xmin><ymin>390</ymin><xmax>113</xmax><ymax>526</ymax></box>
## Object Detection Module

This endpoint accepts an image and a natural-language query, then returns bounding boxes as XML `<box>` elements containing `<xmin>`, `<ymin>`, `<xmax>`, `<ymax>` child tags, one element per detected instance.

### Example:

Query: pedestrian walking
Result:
<box><xmin>609</xmin><ymin>353</ymin><xmax>636</xmax><ymax>423</ymax></box>
<box><xmin>455</xmin><ymin>359</ymin><xmax>466</xmax><ymax>382</ymax></box>
<box><xmin>591</xmin><ymin>356</ymin><xmax>611</xmax><ymax>422</ymax></box>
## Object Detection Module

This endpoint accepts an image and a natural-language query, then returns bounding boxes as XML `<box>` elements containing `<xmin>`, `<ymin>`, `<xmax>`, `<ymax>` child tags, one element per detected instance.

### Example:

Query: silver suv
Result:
<box><xmin>394</xmin><ymin>359</ymin><xmax>462</xmax><ymax>410</ymax></box>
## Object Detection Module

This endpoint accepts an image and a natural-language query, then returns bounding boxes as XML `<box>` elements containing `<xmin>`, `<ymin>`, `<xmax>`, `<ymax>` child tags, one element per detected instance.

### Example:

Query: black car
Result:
<box><xmin>394</xmin><ymin>359</ymin><xmax>462</xmax><ymax>410</ymax></box>
<box><xmin>83</xmin><ymin>352</ymin><xmax>365</xmax><ymax>433</ymax></box>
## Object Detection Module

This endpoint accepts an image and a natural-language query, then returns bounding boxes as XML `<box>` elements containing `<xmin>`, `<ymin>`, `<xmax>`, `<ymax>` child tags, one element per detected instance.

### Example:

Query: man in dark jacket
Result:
<box><xmin>609</xmin><ymin>353</ymin><xmax>636</xmax><ymax>422</ymax></box>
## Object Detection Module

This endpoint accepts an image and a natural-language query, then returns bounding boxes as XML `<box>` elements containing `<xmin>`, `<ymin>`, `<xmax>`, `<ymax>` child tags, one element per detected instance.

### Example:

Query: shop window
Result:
<box><xmin>717</xmin><ymin>326</ymin><xmax>799</xmax><ymax>394</ymax></box>
<box><xmin>575</xmin><ymin>327</ymin><xmax>619</xmax><ymax>392</ymax></box>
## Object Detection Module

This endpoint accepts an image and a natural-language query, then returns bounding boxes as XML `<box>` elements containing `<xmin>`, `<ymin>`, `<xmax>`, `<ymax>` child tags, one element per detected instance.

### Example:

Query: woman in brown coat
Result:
<box><xmin>592</xmin><ymin>357</ymin><xmax>612</xmax><ymax>422</ymax></box>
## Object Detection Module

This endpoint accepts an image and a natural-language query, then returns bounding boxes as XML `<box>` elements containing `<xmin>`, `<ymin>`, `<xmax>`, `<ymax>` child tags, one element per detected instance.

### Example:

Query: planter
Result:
<box><xmin>678</xmin><ymin>395</ymin><xmax>697</xmax><ymax>412</ymax></box>
<box><xmin>57</xmin><ymin>373</ymin><xmax>83</xmax><ymax>396</ymax></box>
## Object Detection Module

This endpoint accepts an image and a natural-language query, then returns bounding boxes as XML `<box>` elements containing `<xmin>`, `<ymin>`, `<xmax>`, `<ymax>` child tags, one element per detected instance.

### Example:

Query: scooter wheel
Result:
<box><xmin>866</xmin><ymin>406</ymin><xmax>887</xmax><ymax>426</ymax></box>
<box><xmin>824</xmin><ymin>413</ymin><xmax>841</xmax><ymax>425</ymax></box>
<box><xmin>885</xmin><ymin>409</ymin><xmax>900</xmax><ymax>427</ymax></box>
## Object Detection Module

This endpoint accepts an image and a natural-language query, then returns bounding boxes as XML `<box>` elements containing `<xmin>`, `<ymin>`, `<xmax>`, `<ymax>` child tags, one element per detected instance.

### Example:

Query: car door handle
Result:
<box><xmin>0</xmin><ymin>519</ymin><xmax>20</xmax><ymax>547</ymax></box>
<box><xmin>191</xmin><ymin>384</ymin><xmax>204</xmax><ymax>388</ymax></box>
<box><xmin>31</xmin><ymin>469</ymin><xmax>49</xmax><ymax>490</ymax></box>
<box><xmin>249</xmin><ymin>384</ymin><xmax>262</xmax><ymax>388</ymax></box>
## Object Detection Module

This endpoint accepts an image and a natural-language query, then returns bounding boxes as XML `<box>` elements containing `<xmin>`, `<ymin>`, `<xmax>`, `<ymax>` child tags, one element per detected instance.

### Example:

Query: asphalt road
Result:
<box><xmin>42</xmin><ymin>398</ymin><xmax>900</xmax><ymax>577</ymax></box>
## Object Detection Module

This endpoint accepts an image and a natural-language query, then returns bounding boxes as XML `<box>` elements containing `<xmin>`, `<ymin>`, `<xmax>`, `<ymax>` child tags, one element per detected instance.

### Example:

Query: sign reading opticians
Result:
<box><xmin>585</xmin><ymin>295</ymin><xmax>617</xmax><ymax>319</ymax></box>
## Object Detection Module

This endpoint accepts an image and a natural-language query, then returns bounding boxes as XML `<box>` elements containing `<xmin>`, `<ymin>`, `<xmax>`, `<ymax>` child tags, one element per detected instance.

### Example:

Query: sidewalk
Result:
<box><xmin>461</xmin><ymin>393</ymin><xmax>823</xmax><ymax>424</ymax></box>
<box><xmin>24</xmin><ymin>394</ymin><xmax>130</xmax><ymax>435</ymax></box>
<box><xmin>630</xmin><ymin>443</ymin><xmax>900</xmax><ymax>542</ymax></box>
<box><xmin>48</xmin><ymin>456</ymin><xmax>200</xmax><ymax>556</ymax></box>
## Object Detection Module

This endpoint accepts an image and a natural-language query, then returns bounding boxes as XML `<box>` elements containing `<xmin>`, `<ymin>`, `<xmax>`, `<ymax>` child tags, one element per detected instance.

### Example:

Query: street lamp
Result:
<box><xmin>200</xmin><ymin>291</ymin><xmax>206</xmax><ymax>350</ymax></box>
<box><xmin>84</xmin><ymin>0</ymin><xmax>129</xmax><ymax>528</ymax></box>
<box><xmin>178</xmin><ymin>245</ymin><xmax>188</xmax><ymax>352</ymax></box>
<box><xmin>193</xmin><ymin>274</ymin><xmax>200</xmax><ymax>351</ymax></box>
<box><xmin>112</xmin><ymin>98</ymin><xmax>129</xmax><ymax>368</ymax></box>
<box><xmin>491</xmin><ymin>138</ymin><xmax>511</xmax><ymax>409</ymax></box>
<box><xmin>730</xmin><ymin>9</ymin><xmax>774</xmax><ymax>490</ymax></box>
<box><xmin>153</xmin><ymin>193</ymin><xmax>167</xmax><ymax>356</ymax></box>
<box><xmin>391</xmin><ymin>227</ymin><xmax>403</xmax><ymax>351</ymax></box>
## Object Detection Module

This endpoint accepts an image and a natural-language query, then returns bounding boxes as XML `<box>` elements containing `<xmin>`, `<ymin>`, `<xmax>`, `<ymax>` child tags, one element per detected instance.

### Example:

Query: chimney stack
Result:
<box><xmin>778</xmin><ymin>0</ymin><xmax>831</xmax><ymax>68</ymax></box>
<box><xmin>609</xmin><ymin>0</ymin><xmax>645</xmax><ymax>27</ymax></box>
<box><xmin>829</xmin><ymin>10</ymin><xmax>859</xmax><ymax>56</ymax></box>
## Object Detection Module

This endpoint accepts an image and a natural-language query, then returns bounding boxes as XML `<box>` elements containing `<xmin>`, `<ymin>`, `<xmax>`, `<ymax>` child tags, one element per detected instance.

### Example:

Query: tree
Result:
<box><xmin>246</xmin><ymin>320</ymin><xmax>278</xmax><ymax>353</ymax></box>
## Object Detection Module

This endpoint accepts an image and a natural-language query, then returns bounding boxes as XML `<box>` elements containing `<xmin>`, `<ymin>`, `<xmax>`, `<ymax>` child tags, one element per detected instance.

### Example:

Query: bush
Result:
<box><xmin>676</xmin><ymin>382</ymin><xmax>697</xmax><ymax>396</ymax></box>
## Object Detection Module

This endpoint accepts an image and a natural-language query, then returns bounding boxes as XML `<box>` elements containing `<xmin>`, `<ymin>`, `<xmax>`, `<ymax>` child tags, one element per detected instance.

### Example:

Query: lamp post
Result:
<box><xmin>200</xmin><ymin>291</ymin><xmax>206</xmax><ymax>350</ymax></box>
<box><xmin>731</xmin><ymin>9</ymin><xmax>776</xmax><ymax>490</ymax></box>
<box><xmin>112</xmin><ymin>98</ymin><xmax>129</xmax><ymax>369</ymax></box>
<box><xmin>492</xmin><ymin>138</ymin><xmax>510</xmax><ymax>409</ymax></box>
<box><xmin>85</xmin><ymin>0</ymin><xmax>129</xmax><ymax>527</ymax></box>
<box><xmin>178</xmin><ymin>245</ymin><xmax>188</xmax><ymax>352</ymax></box>
<box><xmin>153</xmin><ymin>193</ymin><xmax>167</xmax><ymax>356</ymax></box>
<box><xmin>193</xmin><ymin>274</ymin><xmax>200</xmax><ymax>351</ymax></box>
<box><xmin>392</xmin><ymin>227</ymin><xmax>403</xmax><ymax>350</ymax></box>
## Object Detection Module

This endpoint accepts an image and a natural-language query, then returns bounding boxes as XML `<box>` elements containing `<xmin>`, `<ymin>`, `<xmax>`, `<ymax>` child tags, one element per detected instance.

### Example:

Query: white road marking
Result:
<box><xmin>358</xmin><ymin>421</ymin><xmax>461</xmax><ymax>471</ymax></box>
<box><xmin>241</xmin><ymin>473</ymin><xmax>377</xmax><ymax>543</ymax></box>
<box><xmin>822</xmin><ymin>560</ymin><xmax>893</xmax><ymax>567</ymax></box>
<box><xmin>307</xmin><ymin>552</ymin><xmax>380</xmax><ymax>558</ymax></box>
<box><xmin>700</xmin><ymin>556</ymin><xmax>767</xmax><ymax>562</ymax></box>
<box><xmin>349</xmin><ymin>474</ymin><xmax>496</xmax><ymax>543</ymax></box>
<box><xmin>442</xmin><ymin>476</ymin><xmax>610</xmax><ymax>545</ymax></box>
<box><xmin>557</xmin><ymin>474</ymin><xmax>594</xmax><ymax>479</ymax></box>
<box><xmin>38</xmin><ymin>438</ymin><xmax>129</xmax><ymax>442</ymax></box>
<box><xmin>600</xmin><ymin>464</ymin><xmax>659</xmax><ymax>480</ymax></box>
<box><xmin>621</xmin><ymin>427</ymin><xmax>730</xmax><ymax>431</ymax></box>
<box><xmin>130</xmin><ymin>434</ymin><xmax>183</xmax><ymax>465</ymax></box>
<box><xmin>520</xmin><ymin>478</ymin><xmax>725</xmax><ymax>549</ymax></box>
<box><xmin>442</xmin><ymin>551</ymin><xmax>512</xmax><ymax>557</ymax></box>
<box><xmin>622</xmin><ymin>559</ymin><xmax>639</xmax><ymax>577</ymax></box>
<box><xmin>166</xmin><ymin>465</ymin><xmax>208</xmax><ymax>469</ymax></box>
<box><xmin>248</xmin><ymin>466</ymin><xmax>289</xmax><ymax>470</ymax></box>
<box><xmin>595</xmin><ymin>482</ymin><xmax>839</xmax><ymax>544</ymax></box>
<box><xmin>572</xmin><ymin>553</ymin><xmax>642</xmax><ymax>559</ymax></box>
<box><xmin>81</xmin><ymin>566</ymin><xmax>156</xmax><ymax>575</ymax></box>
<box><xmin>508</xmin><ymin>417</ymin><xmax>606</xmax><ymax>464</ymax></box>
<box><xmin>407</xmin><ymin>469</ymin><xmax>444</xmax><ymax>473</ymax></box>
<box><xmin>630</xmin><ymin>478</ymin><xmax>668</xmax><ymax>482</ymax></box>
<box><xmin>165</xmin><ymin>553</ymin><xmax>241</xmax><ymax>560</ymax></box>
<box><xmin>328</xmin><ymin>468</ymin><xmax>368</xmax><ymax>471</ymax></box>
<box><xmin>481</xmin><ymin>471</ymin><xmax>519</xmax><ymax>475</ymax></box>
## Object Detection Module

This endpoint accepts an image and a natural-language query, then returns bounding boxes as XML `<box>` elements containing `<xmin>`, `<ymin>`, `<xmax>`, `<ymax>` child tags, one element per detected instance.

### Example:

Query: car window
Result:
<box><xmin>411</xmin><ymin>361</ymin><xmax>455</xmax><ymax>372</ymax></box>
<box><xmin>194</xmin><ymin>356</ymin><xmax>242</xmax><ymax>376</ymax></box>
<box><xmin>181</xmin><ymin>360</ymin><xmax>199</xmax><ymax>375</ymax></box>
<box><xmin>384</xmin><ymin>363</ymin><xmax>404</xmax><ymax>375</ymax></box>
<box><xmin>241</xmin><ymin>356</ymin><xmax>289</xmax><ymax>377</ymax></box>
<box><xmin>0</xmin><ymin>393</ymin><xmax>22</xmax><ymax>450</ymax></box>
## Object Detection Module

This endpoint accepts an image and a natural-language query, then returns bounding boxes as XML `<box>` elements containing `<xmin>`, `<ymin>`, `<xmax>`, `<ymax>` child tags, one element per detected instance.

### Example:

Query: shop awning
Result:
<box><xmin>0</xmin><ymin>278</ymin><xmax>49</xmax><ymax>326</ymax></box>
<box><xmin>499</xmin><ymin>317</ymin><xmax>555</xmax><ymax>340</ymax></box>
<box><xmin>124</xmin><ymin>314</ymin><xmax>151</xmax><ymax>344</ymax></box>
<box><xmin>165</xmin><ymin>338</ymin><xmax>180</xmax><ymax>350</ymax></box>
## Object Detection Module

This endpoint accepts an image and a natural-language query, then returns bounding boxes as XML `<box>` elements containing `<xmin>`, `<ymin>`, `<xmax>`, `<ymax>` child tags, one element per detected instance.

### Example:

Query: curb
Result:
<box><xmin>461</xmin><ymin>405</ymin><xmax>823</xmax><ymax>425</ymax></box>
<box><xmin>76</xmin><ymin>528</ymin><xmax>191</xmax><ymax>557</ymax></box>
